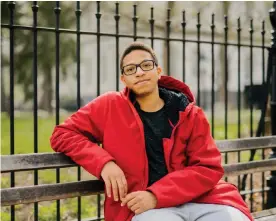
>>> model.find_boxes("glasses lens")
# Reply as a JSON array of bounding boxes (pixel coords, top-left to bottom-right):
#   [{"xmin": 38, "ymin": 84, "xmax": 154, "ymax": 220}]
[
  {"xmin": 141, "ymin": 60, "xmax": 154, "ymax": 71},
  {"xmin": 124, "ymin": 65, "xmax": 136, "ymax": 75}
]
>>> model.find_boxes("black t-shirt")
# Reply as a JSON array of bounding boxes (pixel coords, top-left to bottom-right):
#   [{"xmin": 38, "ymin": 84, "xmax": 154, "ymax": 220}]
[{"xmin": 136, "ymin": 104, "xmax": 172, "ymax": 186}]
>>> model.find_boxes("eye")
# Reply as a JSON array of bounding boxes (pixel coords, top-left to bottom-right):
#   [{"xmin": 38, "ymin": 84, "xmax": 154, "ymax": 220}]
[
  {"xmin": 124, "ymin": 65, "xmax": 136, "ymax": 74},
  {"xmin": 126, "ymin": 67, "xmax": 135, "ymax": 72},
  {"xmin": 141, "ymin": 61, "xmax": 153, "ymax": 68}
]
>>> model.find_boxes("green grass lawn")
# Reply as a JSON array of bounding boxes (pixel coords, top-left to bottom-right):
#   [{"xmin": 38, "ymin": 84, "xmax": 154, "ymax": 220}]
[
  {"xmin": 1, "ymin": 113, "xmax": 68, "ymax": 155},
  {"xmin": 0, "ymin": 110, "xmax": 265, "ymax": 220}
]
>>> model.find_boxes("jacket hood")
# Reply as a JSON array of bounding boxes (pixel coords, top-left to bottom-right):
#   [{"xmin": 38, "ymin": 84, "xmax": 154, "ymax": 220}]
[{"xmin": 158, "ymin": 76, "xmax": 195, "ymax": 103}]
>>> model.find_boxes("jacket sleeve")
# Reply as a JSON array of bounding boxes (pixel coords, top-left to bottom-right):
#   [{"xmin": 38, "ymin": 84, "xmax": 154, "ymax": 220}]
[
  {"xmin": 50, "ymin": 93, "xmax": 115, "ymax": 179},
  {"xmin": 147, "ymin": 107, "xmax": 224, "ymax": 208}
]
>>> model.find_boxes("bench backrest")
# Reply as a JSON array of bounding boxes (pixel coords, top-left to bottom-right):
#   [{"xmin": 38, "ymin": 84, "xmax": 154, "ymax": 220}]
[{"xmin": 1, "ymin": 136, "xmax": 276, "ymax": 206}]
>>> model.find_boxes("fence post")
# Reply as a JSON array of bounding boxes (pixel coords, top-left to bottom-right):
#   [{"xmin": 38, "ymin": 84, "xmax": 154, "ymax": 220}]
[{"xmin": 267, "ymin": 1, "xmax": 276, "ymax": 209}]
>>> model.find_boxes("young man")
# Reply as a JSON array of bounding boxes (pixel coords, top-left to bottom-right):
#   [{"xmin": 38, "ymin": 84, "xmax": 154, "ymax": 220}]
[{"xmin": 50, "ymin": 42, "xmax": 253, "ymax": 221}]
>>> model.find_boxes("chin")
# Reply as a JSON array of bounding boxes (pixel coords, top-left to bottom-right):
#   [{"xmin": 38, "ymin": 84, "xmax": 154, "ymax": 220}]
[
  {"xmin": 131, "ymin": 82, "xmax": 158, "ymax": 97},
  {"xmin": 133, "ymin": 88, "xmax": 153, "ymax": 97}
]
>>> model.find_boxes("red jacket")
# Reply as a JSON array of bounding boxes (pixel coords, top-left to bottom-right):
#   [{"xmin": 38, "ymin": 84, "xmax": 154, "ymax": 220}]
[{"xmin": 50, "ymin": 76, "xmax": 253, "ymax": 221}]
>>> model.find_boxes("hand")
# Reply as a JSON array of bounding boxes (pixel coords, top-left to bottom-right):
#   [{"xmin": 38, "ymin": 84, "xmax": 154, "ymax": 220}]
[
  {"xmin": 100, "ymin": 161, "xmax": 128, "ymax": 202},
  {"xmin": 121, "ymin": 191, "xmax": 157, "ymax": 215}
]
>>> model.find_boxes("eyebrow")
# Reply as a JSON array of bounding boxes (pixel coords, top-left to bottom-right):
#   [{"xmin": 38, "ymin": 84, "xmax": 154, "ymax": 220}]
[{"xmin": 123, "ymin": 59, "xmax": 153, "ymax": 67}]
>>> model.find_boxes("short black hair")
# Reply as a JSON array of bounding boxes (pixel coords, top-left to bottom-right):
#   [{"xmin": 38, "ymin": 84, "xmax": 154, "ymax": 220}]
[{"xmin": 120, "ymin": 42, "xmax": 158, "ymax": 73}]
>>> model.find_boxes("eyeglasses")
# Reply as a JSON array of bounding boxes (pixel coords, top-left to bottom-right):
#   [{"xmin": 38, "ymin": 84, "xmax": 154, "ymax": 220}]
[{"xmin": 122, "ymin": 60, "xmax": 156, "ymax": 76}]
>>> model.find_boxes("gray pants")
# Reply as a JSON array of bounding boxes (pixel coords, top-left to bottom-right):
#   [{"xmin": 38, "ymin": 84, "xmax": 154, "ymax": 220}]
[{"xmin": 131, "ymin": 203, "xmax": 250, "ymax": 221}]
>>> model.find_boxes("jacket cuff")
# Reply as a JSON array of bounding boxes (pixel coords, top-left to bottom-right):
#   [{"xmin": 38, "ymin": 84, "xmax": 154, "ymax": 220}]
[{"xmin": 146, "ymin": 186, "xmax": 163, "ymax": 209}]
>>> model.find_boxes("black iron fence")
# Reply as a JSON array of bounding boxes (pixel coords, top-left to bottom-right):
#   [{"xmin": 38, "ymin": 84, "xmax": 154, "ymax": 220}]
[{"xmin": 1, "ymin": 1, "xmax": 276, "ymax": 221}]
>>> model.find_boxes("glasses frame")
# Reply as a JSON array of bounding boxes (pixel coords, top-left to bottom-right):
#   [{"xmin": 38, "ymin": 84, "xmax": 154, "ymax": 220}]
[{"xmin": 121, "ymin": 59, "xmax": 157, "ymax": 76}]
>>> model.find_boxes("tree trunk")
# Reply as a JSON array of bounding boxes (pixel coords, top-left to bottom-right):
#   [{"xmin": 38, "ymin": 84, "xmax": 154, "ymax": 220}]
[{"xmin": 39, "ymin": 66, "xmax": 53, "ymax": 114}]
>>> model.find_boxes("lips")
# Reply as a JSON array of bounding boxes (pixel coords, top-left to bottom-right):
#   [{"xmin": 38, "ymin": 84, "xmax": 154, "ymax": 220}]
[{"xmin": 135, "ymin": 79, "xmax": 150, "ymax": 85}]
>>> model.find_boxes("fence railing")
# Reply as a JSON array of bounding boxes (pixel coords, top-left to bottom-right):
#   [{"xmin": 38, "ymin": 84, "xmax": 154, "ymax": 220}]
[{"xmin": 1, "ymin": 1, "xmax": 276, "ymax": 221}]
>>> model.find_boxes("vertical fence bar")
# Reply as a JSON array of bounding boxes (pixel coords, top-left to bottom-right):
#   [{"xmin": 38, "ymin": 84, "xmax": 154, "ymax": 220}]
[
  {"xmin": 270, "ymin": 44, "xmax": 276, "ymax": 206},
  {"xmin": 75, "ymin": 2, "xmax": 82, "ymax": 220},
  {"xmin": 54, "ymin": 2, "xmax": 61, "ymax": 220},
  {"xmin": 32, "ymin": 1, "xmax": 39, "ymax": 220},
  {"xmin": 149, "ymin": 7, "xmax": 154, "ymax": 49},
  {"xmin": 95, "ymin": 1, "xmax": 102, "ymax": 218},
  {"xmin": 197, "ymin": 12, "xmax": 201, "ymax": 106},
  {"xmin": 8, "ymin": 2, "xmax": 15, "ymax": 220},
  {"xmin": 96, "ymin": 1, "xmax": 101, "ymax": 98},
  {"xmin": 250, "ymin": 19, "xmax": 254, "ymax": 138},
  {"xmin": 224, "ymin": 15, "xmax": 228, "ymax": 182},
  {"xmin": 249, "ymin": 19, "xmax": 254, "ymax": 211},
  {"xmin": 133, "ymin": 4, "xmax": 138, "ymax": 41},
  {"xmin": 237, "ymin": 17, "xmax": 242, "ymax": 190},
  {"xmin": 261, "ymin": 19, "xmax": 266, "ymax": 210},
  {"xmin": 211, "ymin": 13, "xmax": 215, "ymax": 137},
  {"xmin": 262, "ymin": 21, "xmax": 266, "ymax": 85},
  {"xmin": 224, "ymin": 15, "xmax": 228, "ymax": 140},
  {"xmin": 76, "ymin": 2, "xmax": 81, "ymax": 109},
  {"xmin": 182, "ymin": 11, "xmax": 186, "ymax": 82},
  {"xmin": 114, "ymin": 2, "xmax": 120, "ymax": 91},
  {"xmin": 267, "ymin": 1, "xmax": 276, "ymax": 209},
  {"xmin": 166, "ymin": 8, "xmax": 171, "ymax": 76}
]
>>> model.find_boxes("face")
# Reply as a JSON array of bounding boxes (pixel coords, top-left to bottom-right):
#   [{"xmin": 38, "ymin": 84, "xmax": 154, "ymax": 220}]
[{"xmin": 120, "ymin": 50, "xmax": 162, "ymax": 97}]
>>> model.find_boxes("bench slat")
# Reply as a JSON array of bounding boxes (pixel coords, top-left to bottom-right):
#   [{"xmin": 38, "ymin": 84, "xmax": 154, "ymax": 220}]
[
  {"xmin": 252, "ymin": 208, "xmax": 276, "ymax": 221},
  {"xmin": 240, "ymin": 187, "xmax": 271, "ymax": 196},
  {"xmin": 1, "ymin": 136, "xmax": 276, "ymax": 173},
  {"xmin": 254, "ymin": 217, "xmax": 276, "ymax": 221},
  {"xmin": 1, "ymin": 153, "xmax": 75, "ymax": 173},
  {"xmin": 217, "ymin": 136, "xmax": 276, "ymax": 153},
  {"xmin": 1, "ymin": 180, "xmax": 104, "ymax": 207},
  {"xmin": 2, "ymin": 156, "xmax": 276, "ymax": 176},
  {"xmin": 223, "ymin": 158, "xmax": 276, "ymax": 176},
  {"xmin": 1, "ymin": 155, "xmax": 276, "ymax": 177}
]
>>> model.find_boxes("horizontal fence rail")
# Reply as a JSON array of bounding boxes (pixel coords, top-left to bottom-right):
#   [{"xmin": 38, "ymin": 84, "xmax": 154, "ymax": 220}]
[{"xmin": 0, "ymin": 24, "xmax": 271, "ymax": 48}]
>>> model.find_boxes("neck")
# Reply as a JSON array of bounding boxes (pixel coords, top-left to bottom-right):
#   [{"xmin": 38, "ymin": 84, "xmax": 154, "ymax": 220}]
[{"xmin": 135, "ymin": 87, "xmax": 164, "ymax": 112}]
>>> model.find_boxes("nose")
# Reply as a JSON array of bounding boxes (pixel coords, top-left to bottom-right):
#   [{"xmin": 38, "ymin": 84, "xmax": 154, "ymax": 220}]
[{"xmin": 136, "ymin": 66, "xmax": 145, "ymax": 76}]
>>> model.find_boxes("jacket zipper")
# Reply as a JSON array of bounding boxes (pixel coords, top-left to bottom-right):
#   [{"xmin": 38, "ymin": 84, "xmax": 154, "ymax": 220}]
[
  {"xmin": 166, "ymin": 118, "xmax": 181, "ymax": 170},
  {"xmin": 166, "ymin": 103, "xmax": 194, "ymax": 168}
]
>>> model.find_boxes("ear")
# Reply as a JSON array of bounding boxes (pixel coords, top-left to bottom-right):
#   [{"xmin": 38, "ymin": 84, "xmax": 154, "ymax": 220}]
[
  {"xmin": 120, "ymin": 74, "xmax": 127, "ymax": 86},
  {"xmin": 157, "ymin": 66, "xmax": 162, "ymax": 79}
]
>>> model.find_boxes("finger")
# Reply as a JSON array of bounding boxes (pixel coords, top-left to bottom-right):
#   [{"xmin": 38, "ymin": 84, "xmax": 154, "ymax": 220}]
[
  {"xmin": 121, "ymin": 192, "xmax": 137, "ymax": 206},
  {"xmin": 134, "ymin": 208, "xmax": 143, "ymax": 215},
  {"xmin": 121, "ymin": 176, "xmax": 128, "ymax": 197},
  {"xmin": 111, "ymin": 178, "xmax": 119, "ymax": 201},
  {"xmin": 105, "ymin": 179, "xmax": 112, "ymax": 198},
  {"xmin": 116, "ymin": 177, "xmax": 125, "ymax": 201},
  {"xmin": 127, "ymin": 197, "xmax": 139, "ymax": 209},
  {"xmin": 130, "ymin": 201, "xmax": 140, "ymax": 212}
]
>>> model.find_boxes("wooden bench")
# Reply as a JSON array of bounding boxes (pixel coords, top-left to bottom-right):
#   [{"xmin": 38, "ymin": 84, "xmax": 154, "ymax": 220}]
[{"xmin": 1, "ymin": 136, "xmax": 276, "ymax": 221}]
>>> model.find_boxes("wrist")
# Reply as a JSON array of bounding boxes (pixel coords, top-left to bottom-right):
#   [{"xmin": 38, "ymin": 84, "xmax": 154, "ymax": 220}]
[
  {"xmin": 100, "ymin": 160, "xmax": 114, "ymax": 178},
  {"xmin": 146, "ymin": 190, "xmax": 157, "ymax": 207}
]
